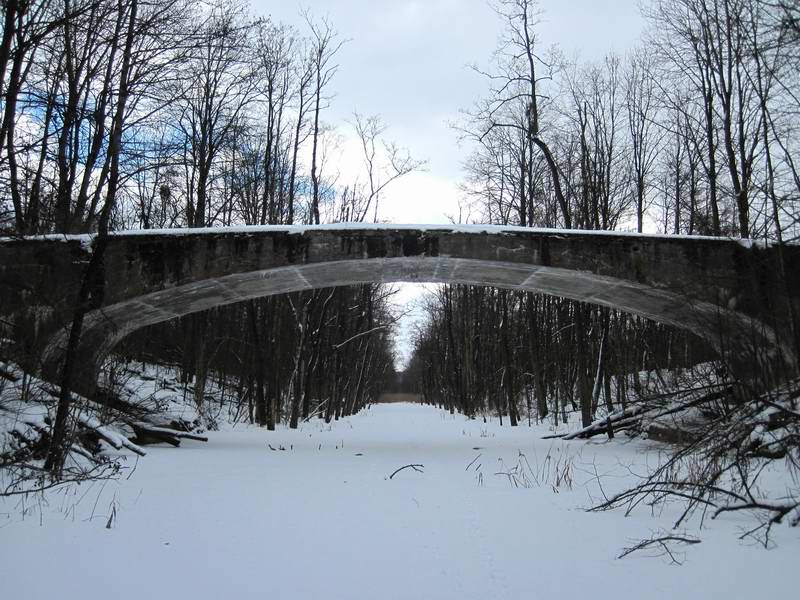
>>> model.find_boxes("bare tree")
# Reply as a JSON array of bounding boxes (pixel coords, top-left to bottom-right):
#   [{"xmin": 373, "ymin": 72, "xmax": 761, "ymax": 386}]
[
  {"xmin": 304, "ymin": 12, "xmax": 344, "ymax": 225},
  {"xmin": 349, "ymin": 112, "xmax": 426, "ymax": 223},
  {"xmin": 46, "ymin": 0, "xmax": 141, "ymax": 473},
  {"xmin": 625, "ymin": 48, "xmax": 661, "ymax": 232},
  {"xmin": 170, "ymin": 1, "xmax": 257, "ymax": 228}
]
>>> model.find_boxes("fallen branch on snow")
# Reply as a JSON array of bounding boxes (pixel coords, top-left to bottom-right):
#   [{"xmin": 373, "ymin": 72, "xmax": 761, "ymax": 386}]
[
  {"xmin": 389, "ymin": 464, "xmax": 424, "ymax": 479},
  {"xmin": 618, "ymin": 534, "xmax": 701, "ymax": 565}
]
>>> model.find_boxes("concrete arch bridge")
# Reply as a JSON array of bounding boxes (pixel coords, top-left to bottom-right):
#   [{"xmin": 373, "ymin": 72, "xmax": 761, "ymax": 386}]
[{"xmin": 0, "ymin": 224, "xmax": 797, "ymax": 397}]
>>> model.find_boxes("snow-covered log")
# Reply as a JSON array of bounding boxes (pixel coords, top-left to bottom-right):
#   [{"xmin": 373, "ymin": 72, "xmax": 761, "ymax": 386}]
[
  {"xmin": 77, "ymin": 415, "xmax": 146, "ymax": 457},
  {"xmin": 562, "ymin": 405, "xmax": 644, "ymax": 440},
  {"xmin": 553, "ymin": 385, "xmax": 733, "ymax": 442},
  {"xmin": 129, "ymin": 421, "xmax": 208, "ymax": 447}
]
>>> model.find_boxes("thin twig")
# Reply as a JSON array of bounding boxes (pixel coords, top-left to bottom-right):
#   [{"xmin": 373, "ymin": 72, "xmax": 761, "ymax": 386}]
[{"xmin": 388, "ymin": 464, "xmax": 424, "ymax": 479}]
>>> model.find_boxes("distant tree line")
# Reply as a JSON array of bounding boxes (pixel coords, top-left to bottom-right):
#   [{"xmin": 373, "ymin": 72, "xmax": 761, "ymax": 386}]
[
  {"xmin": 407, "ymin": 0, "xmax": 800, "ymax": 426},
  {"xmin": 406, "ymin": 287, "xmax": 716, "ymax": 426},
  {"xmin": 119, "ymin": 286, "xmax": 397, "ymax": 429}
]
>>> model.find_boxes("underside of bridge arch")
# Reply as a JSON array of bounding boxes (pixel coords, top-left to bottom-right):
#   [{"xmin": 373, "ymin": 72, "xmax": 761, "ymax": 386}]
[{"xmin": 41, "ymin": 256, "xmax": 788, "ymax": 397}]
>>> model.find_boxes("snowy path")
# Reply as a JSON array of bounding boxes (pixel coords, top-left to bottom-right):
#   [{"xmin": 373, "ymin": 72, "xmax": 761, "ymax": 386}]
[{"xmin": 1, "ymin": 403, "xmax": 796, "ymax": 599}]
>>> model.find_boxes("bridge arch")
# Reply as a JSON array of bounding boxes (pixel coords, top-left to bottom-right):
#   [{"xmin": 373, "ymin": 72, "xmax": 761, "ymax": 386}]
[{"xmin": 1, "ymin": 225, "xmax": 797, "ymax": 396}]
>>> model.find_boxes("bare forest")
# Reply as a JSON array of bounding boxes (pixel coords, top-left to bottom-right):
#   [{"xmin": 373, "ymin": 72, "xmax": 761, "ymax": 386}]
[{"xmin": 1, "ymin": 0, "xmax": 799, "ymax": 564}]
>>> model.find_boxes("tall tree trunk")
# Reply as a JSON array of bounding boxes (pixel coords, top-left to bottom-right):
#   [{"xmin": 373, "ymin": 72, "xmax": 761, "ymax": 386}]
[{"xmin": 45, "ymin": 0, "xmax": 139, "ymax": 474}]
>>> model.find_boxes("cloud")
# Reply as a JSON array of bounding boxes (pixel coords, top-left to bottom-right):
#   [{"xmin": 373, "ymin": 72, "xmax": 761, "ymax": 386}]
[{"xmin": 379, "ymin": 171, "xmax": 463, "ymax": 224}]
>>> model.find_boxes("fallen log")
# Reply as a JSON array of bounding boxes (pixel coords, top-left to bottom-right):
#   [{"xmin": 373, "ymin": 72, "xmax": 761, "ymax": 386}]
[
  {"xmin": 132, "ymin": 421, "xmax": 208, "ymax": 442},
  {"xmin": 129, "ymin": 421, "xmax": 208, "ymax": 447},
  {"xmin": 77, "ymin": 415, "xmax": 146, "ymax": 457},
  {"xmin": 563, "ymin": 406, "xmax": 644, "ymax": 440},
  {"xmin": 558, "ymin": 386, "xmax": 733, "ymax": 441},
  {"xmin": 130, "ymin": 423, "xmax": 180, "ymax": 447}
]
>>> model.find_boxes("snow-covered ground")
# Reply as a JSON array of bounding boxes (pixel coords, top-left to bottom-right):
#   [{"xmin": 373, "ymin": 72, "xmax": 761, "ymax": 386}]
[{"xmin": 1, "ymin": 402, "xmax": 796, "ymax": 600}]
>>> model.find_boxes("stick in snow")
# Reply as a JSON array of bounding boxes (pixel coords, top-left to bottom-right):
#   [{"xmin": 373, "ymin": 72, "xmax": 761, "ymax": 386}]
[
  {"xmin": 465, "ymin": 453, "xmax": 482, "ymax": 471},
  {"xmin": 389, "ymin": 464, "xmax": 424, "ymax": 479},
  {"xmin": 617, "ymin": 535, "xmax": 701, "ymax": 565}
]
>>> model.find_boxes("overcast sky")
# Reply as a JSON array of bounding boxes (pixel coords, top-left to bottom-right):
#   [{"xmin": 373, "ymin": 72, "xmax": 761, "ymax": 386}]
[
  {"xmin": 253, "ymin": 0, "xmax": 646, "ymax": 368},
  {"xmin": 257, "ymin": 0, "xmax": 645, "ymax": 224}
]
